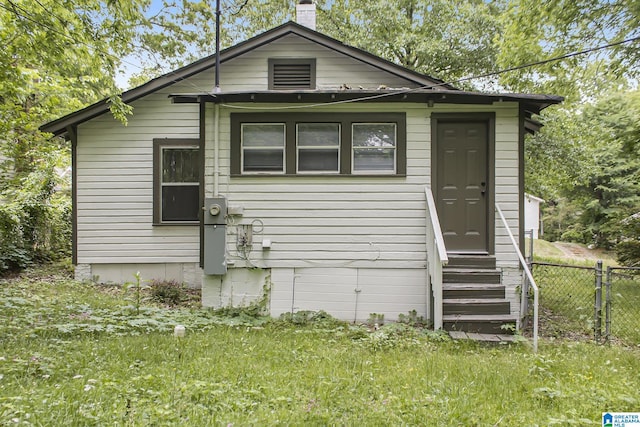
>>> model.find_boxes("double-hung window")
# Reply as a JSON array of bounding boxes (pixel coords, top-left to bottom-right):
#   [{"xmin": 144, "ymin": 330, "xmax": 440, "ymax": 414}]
[
  {"xmin": 296, "ymin": 123, "xmax": 340, "ymax": 173},
  {"xmin": 153, "ymin": 139, "xmax": 200, "ymax": 224},
  {"xmin": 241, "ymin": 123, "xmax": 285, "ymax": 174},
  {"xmin": 231, "ymin": 113, "xmax": 405, "ymax": 176}
]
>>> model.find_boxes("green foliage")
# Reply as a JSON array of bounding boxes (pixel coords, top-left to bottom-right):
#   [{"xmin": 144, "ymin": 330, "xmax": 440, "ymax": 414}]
[
  {"xmin": 0, "ymin": 154, "xmax": 71, "ymax": 275},
  {"xmin": 397, "ymin": 309, "xmax": 429, "ymax": 327},
  {"xmin": 2, "ymin": 267, "xmax": 640, "ymax": 425},
  {"xmin": 531, "ymin": 90, "xmax": 640, "ymax": 253},
  {"xmin": 150, "ymin": 279, "xmax": 188, "ymax": 306},
  {"xmin": 280, "ymin": 310, "xmax": 333, "ymax": 324},
  {"xmin": 496, "ymin": 0, "xmax": 639, "ymax": 102},
  {"xmin": 616, "ymin": 241, "xmax": 640, "ymax": 267},
  {"xmin": 367, "ymin": 312, "xmax": 385, "ymax": 327},
  {"xmin": 224, "ymin": 0, "xmax": 502, "ymax": 89},
  {"xmin": 123, "ymin": 272, "xmax": 148, "ymax": 315}
]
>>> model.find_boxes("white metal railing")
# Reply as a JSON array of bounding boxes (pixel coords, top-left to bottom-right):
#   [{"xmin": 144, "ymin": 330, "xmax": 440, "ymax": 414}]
[
  {"xmin": 425, "ymin": 187, "xmax": 448, "ymax": 329},
  {"xmin": 495, "ymin": 203, "xmax": 539, "ymax": 353}
]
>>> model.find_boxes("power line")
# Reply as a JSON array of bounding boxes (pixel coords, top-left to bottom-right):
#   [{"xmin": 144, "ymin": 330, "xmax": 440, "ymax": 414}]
[
  {"xmin": 2, "ymin": 0, "xmax": 639, "ymax": 112},
  {"xmin": 222, "ymin": 35, "xmax": 640, "ymax": 111},
  {"xmin": 448, "ymin": 35, "xmax": 640, "ymax": 88}
]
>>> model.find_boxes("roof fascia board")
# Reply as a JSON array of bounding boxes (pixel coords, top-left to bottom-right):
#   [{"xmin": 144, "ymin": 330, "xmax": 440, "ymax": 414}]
[
  {"xmin": 169, "ymin": 90, "xmax": 562, "ymax": 109},
  {"xmin": 41, "ymin": 22, "xmax": 452, "ymax": 135},
  {"xmin": 41, "ymin": 24, "xmax": 298, "ymax": 135}
]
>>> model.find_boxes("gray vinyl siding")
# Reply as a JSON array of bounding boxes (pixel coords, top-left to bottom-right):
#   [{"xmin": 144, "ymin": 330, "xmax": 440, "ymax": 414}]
[
  {"xmin": 206, "ymin": 102, "xmax": 521, "ymax": 270},
  {"xmin": 218, "ymin": 34, "xmax": 422, "ymax": 90},
  {"xmin": 75, "ymin": 79, "xmax": 203, "ymax": 264},
  {"xmin": 75, "ymin": 37, "xmax": 427, "ymax": 266}
]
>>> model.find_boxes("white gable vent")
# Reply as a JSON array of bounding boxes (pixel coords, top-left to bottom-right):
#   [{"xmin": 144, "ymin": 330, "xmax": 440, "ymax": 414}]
[{"xmin": 269, "ymin": 58, "xmax": 316, "ymax": 90}]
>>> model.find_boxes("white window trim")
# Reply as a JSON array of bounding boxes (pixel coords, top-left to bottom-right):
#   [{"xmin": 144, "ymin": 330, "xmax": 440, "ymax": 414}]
[
  {"xmin": 240, "ymin": 123, "xmax": 286, "ymax": 175},
  {"xmin": 295, "ymin": 123, "xmax": 341, "ymax": 174},
  {"xmin": 351, "ymin": 123, "xmax": 397, "ymax": 175}
]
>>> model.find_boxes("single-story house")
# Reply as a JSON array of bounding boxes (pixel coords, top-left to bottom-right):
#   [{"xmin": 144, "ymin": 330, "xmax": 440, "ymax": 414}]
[
  {"xmin": 41, "ymin": 2, "xmax": 562, "ymax": 332},
  {"xmin": 524, "ymin": 193, "xmax": 545, "ymax": 239}
]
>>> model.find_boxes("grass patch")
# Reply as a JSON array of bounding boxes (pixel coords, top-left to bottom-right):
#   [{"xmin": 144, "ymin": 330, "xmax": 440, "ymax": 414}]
[
  {"xmin": 528, "ymin": 238, "xmax": 565, "ymax": 260},
  {"xmin": 528, "ymin": 244, "xmax": 640, "ymax": 345},
  {"xmin": 608, "ymin": 273, "xmax": 640, "ymax": 344},
  {"xmin": 532, "ymin": 263, "xmax": 597, "ymax": 339},
  {"xmin": 2, "ymin": 265, "xmax": 640, "ymax": 425},
  {"xmin": 529, "ymin": 239, "xmax": 618, "ymax": 267}
]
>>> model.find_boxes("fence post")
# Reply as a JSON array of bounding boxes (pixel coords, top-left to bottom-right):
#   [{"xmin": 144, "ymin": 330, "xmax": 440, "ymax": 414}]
[
  {"xmin": 605, "ymin": 266, "xmax": 612, "ymax": 342},
  {"xmin": 594, "ymin": 260, "xmax": 603, "ymax": 342},
  {"xmin": 520, "ymin": 230, "xmax": 534, "ymax": 326}
]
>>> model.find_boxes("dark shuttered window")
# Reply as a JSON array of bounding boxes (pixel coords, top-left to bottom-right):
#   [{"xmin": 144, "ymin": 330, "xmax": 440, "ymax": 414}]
[{"xmin": 153, "ymin": 139, "xmax": 201, "ymax": 224}]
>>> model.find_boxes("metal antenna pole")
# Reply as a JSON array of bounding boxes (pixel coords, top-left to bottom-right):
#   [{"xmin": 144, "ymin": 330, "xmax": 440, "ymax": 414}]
[{"xmin": 214, "ymin": 0, "xmax": 221, "ymax": 92}]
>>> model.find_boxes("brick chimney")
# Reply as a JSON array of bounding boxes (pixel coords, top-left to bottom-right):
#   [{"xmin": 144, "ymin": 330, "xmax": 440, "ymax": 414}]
[{"xmin": 296, "ymin": 0, "xmax": 316, "ymax": 30}]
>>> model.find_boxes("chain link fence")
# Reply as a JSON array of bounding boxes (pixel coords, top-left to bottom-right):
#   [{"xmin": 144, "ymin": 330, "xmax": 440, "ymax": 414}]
[
  {"xmin": 605, "ymin": 267, "xmax": 640, "ymax": 344},
  {"xmin": 527, "ymin": 261, "xmax": 640, "ymax": 344},
  {"xmin": 530, "ymin": 262, "xmax": 600, "ymax": 340}
]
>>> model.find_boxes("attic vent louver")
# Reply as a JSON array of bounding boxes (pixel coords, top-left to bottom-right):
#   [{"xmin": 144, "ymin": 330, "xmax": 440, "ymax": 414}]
[{"xmin": 269, "ymin": 58, "xmax": 316, "ymax": 90}]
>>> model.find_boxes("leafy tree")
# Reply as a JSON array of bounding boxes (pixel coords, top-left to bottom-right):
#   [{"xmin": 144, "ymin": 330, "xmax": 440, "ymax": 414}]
[
  {"xmin": 0, "ymin": 0, "xmax": 219, "ymax": 273},
  {"xmin": 322, "ymin": 0, "xmax": 504, "ymax": 88},
  {"xmin": 223, "ymin": 0, "xmax": 503, "ymax": 89},
  {"xmin": 534, "ymin": 90, "xmax": 640, "ymax": 258},
  {"xmin": 496, "ymin": 0, "xmax": 640, "ymax": 102}
]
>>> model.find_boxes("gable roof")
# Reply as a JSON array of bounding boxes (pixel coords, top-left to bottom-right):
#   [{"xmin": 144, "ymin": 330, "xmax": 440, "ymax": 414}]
[{"xmin": 41, "ymin": 21, "xmax": 452, "ymax": 136}]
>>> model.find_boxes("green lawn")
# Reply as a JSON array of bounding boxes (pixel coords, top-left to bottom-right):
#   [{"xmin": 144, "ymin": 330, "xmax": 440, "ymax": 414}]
[
  {"xmin": 2, "ymin": 266, "xmax": 640, "ymax": 425},
  {"xmin": 532, "ymin": 262, "xmax": 597, "ymax": 338},
  {"xmin": 607, "ymin": 273, "xmax": 640, "ymax": 344},
  {"xmin": 527, "ymin": 240, "xmax": 640, "ymax": 345}
]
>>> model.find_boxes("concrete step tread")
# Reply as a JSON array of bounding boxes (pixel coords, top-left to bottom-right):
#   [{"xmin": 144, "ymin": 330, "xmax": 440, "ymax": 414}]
[
  {"xmin": 443, "ymin": 268, "xmax": 501, "ymax": 273},
  {"xmin": 443, "ymin": 283, "xmax": 505, "ymax": 289},
  {"xmin": 448, "ymin": 254, "xmax": 496, "ymax": 259},
  {"xmin": 448, "ymin": 331, "xmax": 518, "ymax": 342},
  {"xmin": 443, "ymin": 314, "xmax": 517, "ymax": 321},
  {"xmin": 443, "ymin": 298, "xmax": 510, "ymax": 304}
]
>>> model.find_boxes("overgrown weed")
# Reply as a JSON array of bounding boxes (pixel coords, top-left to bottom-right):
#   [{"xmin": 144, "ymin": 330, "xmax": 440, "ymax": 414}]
[{"xmin": 2, "ymin": 266, "xmax": 640, "ymax": 425}]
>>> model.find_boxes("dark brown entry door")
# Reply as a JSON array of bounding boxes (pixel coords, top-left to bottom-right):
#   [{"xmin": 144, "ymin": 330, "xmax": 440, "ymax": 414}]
[{"xmin": 436, "ymin": 121, "xmax": 488, "ymax": 253}]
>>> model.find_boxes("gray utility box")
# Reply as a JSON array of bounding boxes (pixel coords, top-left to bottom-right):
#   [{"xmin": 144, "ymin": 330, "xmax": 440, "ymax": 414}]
[{"xmin": 204, "ymin": 197, "xmax": 227, "ymax": 275}]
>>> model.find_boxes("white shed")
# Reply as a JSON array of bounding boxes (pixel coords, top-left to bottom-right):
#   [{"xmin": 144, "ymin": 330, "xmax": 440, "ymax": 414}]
[{"xmin": 524, "ymin": 193, "xmax": 544, "ymax": 239}]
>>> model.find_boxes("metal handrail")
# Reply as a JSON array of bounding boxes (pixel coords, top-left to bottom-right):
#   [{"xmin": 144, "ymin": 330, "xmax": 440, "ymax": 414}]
[
  {"xmin": 495, "ymin": 203, "xmax": 539, "ymax": 353},
  {"xmin": 425, "ymin": 187, "xmax": 448, "ymax": 329}
]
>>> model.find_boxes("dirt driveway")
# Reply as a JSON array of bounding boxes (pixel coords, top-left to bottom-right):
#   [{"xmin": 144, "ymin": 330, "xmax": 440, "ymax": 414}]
[{"xmin": 553, "ymin": 242, "xmax": 599, "ymax": 260}]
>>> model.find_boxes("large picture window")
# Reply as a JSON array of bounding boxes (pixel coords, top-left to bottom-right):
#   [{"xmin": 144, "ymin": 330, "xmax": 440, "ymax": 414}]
[
  {"xmin": 153, "ymin": 139, "xmax": 200, "ymax": 224},
  {"xmin": 231, "ymin": 113, "xmax": 405, "ymax": 176}
]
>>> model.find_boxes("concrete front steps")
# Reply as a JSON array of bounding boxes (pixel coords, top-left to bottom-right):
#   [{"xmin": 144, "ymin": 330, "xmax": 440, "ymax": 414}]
[{"xmin": 442, "ymin": 255, "xmax": 517, "ymax": 334}]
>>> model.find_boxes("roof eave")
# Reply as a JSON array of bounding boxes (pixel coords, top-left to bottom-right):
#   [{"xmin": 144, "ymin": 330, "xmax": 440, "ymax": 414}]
[
  {"xmin": 40, "ymin": 21, "xmax": 451, "ymax": 136},
  {"xmin": 169, "ymin": 89, "xmax": 563, "ymax": 110}
]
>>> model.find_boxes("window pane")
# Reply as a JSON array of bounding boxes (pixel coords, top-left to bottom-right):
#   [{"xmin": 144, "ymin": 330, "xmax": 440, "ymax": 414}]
[
  {"xmin": 162, "ymin": 185, "xmax": 199, "ymax": 221},
  {"xmin": 243, "ymin": 149, "xmax": 284, "ymax": 172},
  {"xmin": 162, "ymin": 148, "xmax": 199, "ymax": 182},
  {"xmin": 298, "ymin": 149, "xmax": 339, "ymax": 172},
  {"xmin": 353, "ymin": 148, "xmax": 395, "ymax": 171},
  {"xmin": 242, "ymin": 124, "xmax": 285, "ymax": 147},
  {"xmin": 297, "ymin": 123, "xmax": 340, "ymax": 146},
  {"xmin": 352, "ymin": 123, "xmax": 396, "ymax": 147}
]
